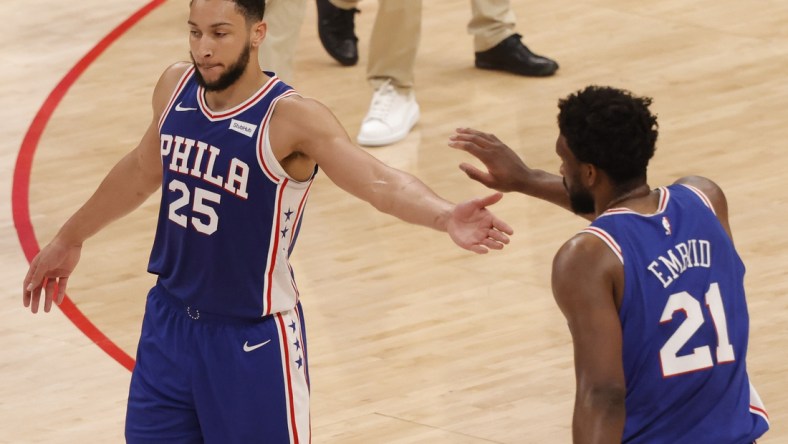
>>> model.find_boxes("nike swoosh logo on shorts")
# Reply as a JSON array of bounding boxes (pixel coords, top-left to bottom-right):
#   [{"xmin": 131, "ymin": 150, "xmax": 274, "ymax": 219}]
[
  {"xmin": 243, "ymin": 339, "xmax": 271, "ymax": 352},
  {"xmin": 175, "ymin": 102, "xmax": 197, "ymax": 111}
]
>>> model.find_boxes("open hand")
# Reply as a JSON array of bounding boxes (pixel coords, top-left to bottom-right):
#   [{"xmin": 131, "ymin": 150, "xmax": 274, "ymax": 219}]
[
  {"xmin": 449, "ymin": 128, "xmax": 531, "ymax": 193},
  {"xmin": 23, "ymin": 240, "xmax": 82, "ymax": 313},
  {"xmin": 448, "ymin": 192, "xmax": 514, "ymax": 254}
]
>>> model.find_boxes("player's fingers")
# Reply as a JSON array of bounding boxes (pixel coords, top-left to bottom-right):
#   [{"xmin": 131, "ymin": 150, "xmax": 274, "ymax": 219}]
[
  {"xmin": 480, "ymin": 238, "xmax": 505, "ymax": 250},
  {"xmin": 29, "ymin": 279, "xmax": 44, "ymax": 314},
  {"xmin": 455, "ymin": 127, "xmax": 492, "ymax": 141},
  {"xmin": 458, "ymin": 164, "xmax": 494, "ymax": 187},
  {"xmin": 25, "ymin": 259, "xmax": 46, "ymax": 295},
  {"xmin": 476, "ymin": 192, "xmax": 504, "ymax": 207},
  {"xmin": 448, "ymin": 138, "xmax": 486, "ymax": 156},
  {"xmin": 55, "ymin": 277, "xmax": 68, "ymax": 305},
  {"xmin": 492, "ymin": 217, "xmax": 514, "ymax": 235},
  {"xmin": 43, "ymin": 279, "xmax": 56, "ymax": 313},
  {"xmin": 488, "ymin": 228, "xmax": 511, "ymax": 244},
  {"xmin": 467, "ymin": 244, "xmax": 489, "ymax": 255}
]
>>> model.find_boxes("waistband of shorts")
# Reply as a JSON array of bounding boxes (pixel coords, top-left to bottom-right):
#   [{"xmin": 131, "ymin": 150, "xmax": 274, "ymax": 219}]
[{"xmin": 152, "ymin": 281, "xmax": 275, "ymax": 325}]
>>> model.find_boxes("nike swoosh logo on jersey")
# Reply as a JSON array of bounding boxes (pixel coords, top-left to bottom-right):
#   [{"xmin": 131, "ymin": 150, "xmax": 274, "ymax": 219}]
[
  {"xmin": 243, "ymin": 339, "xmax": 271, "ymax": 352},
  {"xmin": 175, "ymin": 102, "xmax": 197, "ymax": 111}
]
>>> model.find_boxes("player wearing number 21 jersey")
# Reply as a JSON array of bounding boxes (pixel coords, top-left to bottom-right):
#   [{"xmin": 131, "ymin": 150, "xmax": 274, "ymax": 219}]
[
  {"xmin": 449, "ymin": 85, "xmax": 769, "ymax": 443},
  {"xmin": 586, "ymin": 183, "xmax": 769, "ymax": 442}
]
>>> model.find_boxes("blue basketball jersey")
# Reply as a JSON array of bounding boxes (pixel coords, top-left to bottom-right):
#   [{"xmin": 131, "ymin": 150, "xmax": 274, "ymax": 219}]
[
  {"xmin": 583, "ymin": 184, "xmax": 769, "ymax": 443},
  {"xmin": 148, "ymin": 66, "xmax": 315, "ymax": 320}
]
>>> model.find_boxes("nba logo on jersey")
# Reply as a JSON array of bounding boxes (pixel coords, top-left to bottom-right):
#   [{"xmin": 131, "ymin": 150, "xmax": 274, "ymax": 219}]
[{"xmin": 662, "ymin": 216, "xmax": 672, "ymax": 235}]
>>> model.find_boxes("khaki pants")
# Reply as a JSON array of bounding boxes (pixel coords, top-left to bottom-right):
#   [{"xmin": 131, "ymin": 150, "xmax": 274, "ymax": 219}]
[{"xmin": 259, "ymin": 0, "xmax": 517, "ymax": 88}]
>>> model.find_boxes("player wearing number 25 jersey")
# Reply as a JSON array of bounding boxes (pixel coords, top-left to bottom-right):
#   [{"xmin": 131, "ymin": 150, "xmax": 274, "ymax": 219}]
[
  {"xmin": 149, "ymin": 65, "xmax": 308, "ymax": 319},
  {"xmin": 585, "ymin": 184, "xmax": 769, "ymax": 443}
]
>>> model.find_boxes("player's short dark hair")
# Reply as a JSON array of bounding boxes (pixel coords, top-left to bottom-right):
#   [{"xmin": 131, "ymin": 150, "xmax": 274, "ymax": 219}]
[
  {"xmin": 557, "ymin": 85, "xmax": 658, "ymax": 184},
  {"xmin": 189, "ymin": 0, "xmax": 265, "ymax": 22},
  {"xmin": 231, "ymin": 0, "xmax": 265, "ymax": 22}
]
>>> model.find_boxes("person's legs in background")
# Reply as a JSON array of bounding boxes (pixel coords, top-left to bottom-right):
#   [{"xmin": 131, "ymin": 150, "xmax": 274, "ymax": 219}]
[
  {"xmin": 358, "ymin": 0, "xmax": 421, "ymax": 146},
  {"xmin": 258, "ymin": 0, "xmax": 307, "ymax": 85},
  {"xmin": 469, "ymin": 0, "xmax": 558, "ymax": 77},
  {"xmin": 317, "ymin": 0, "xmax": 361, "ymax": 66}
]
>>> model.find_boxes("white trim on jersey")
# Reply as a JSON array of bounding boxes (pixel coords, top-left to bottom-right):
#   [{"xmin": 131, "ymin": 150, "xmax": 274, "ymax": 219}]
[
  {"xmin": 581, "ymin": 226, "xmax": 624, "ymax": 264},
  {"xmin": 680, "ymin": 184, "xmax": 717, "ymax": 215},
  {"xmin": 196, "ymin": 75, "xmax": 281, "ymax": 121},
  {"xmin": 256, "ymin": 90, "xmax": 302, "ymax": 184},
  {"xmin": 749, "ymin": 381, "xmax": 770, "ymax": 424},
  {"xmin": 261, "ymin": 177, "xmax": 313, "ymax": 316},
  {"xmin": 598, "ymin": 187, "xmax": 670, "ymax": 218},
  {"xmin": 157, "ymin": 65, "xmax": 195, "ymax": 132},
  {"xmin": 275, "ymin": 312, "xmax": 310, "ymax": 444}
]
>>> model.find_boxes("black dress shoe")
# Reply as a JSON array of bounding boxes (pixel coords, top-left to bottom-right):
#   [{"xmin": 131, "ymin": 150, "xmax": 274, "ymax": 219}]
[
  {"xmin": 474, "ymin": 34, "xmax": 559, "ymax": 77},
  {"xmin": 316, "ymin": 0, "xmax": 359, "ymax": 66}
]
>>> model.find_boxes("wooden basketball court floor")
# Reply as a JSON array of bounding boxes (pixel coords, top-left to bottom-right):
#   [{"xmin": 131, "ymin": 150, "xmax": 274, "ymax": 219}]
[{"xmin": 2, "ymin": 0, "xmax": 787, "ymax": 442}]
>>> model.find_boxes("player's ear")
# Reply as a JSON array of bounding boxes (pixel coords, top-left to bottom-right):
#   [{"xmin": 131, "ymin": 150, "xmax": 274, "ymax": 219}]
[
  {"xmin": 581, "ymin": 162, "xmax": 598, "ymax": 187},
  {"xmin": 251, "ymin": 20, "xmax": 267, "ymax": 48}
]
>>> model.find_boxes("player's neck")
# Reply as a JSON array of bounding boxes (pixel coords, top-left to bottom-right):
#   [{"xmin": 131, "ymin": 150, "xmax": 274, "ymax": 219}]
[
  {"xmin": 203, "ymin": 66, "xmax": 270, "ymax": 112},
  {"xmin": 600, "ymin": 183, "xmax": 652, "ymax": 213}
]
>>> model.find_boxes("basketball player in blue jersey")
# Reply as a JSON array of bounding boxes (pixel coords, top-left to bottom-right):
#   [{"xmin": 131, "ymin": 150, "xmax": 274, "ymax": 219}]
[
  {"xmin": 449, "ymin": 86, "xmax": 769, "ymax": 443},
  {"xmin": 21, "ymin": 0, "xmax": 514, "ymax": 442}
]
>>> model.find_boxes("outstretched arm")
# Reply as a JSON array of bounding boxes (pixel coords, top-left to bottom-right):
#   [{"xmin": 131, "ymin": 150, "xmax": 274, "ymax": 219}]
[
  {"xmin": 449, "ymin": 128, "xmax": 594, "ymax": 220},
  {"xmin": 268, "ymin": 98, "xmax": 513, "ymax": 254},
  {"xmin": 22, "ymin": 63, "xmax": 189, "ymax": 313}
]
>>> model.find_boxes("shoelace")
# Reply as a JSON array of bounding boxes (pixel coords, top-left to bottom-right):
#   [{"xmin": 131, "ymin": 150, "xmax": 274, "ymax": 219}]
[{"xmin": 365, "ymin": 80, "xmax": 397, "ymax": 121}]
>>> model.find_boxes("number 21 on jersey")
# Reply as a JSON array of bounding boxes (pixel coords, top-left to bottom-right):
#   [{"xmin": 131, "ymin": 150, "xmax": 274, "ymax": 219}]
[{"xmin": 659, "ymin": 282, "xmax": 736, "ymax": 377}]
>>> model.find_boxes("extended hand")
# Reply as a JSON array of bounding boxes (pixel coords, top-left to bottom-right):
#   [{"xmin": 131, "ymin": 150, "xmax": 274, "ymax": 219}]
[
  {"xmin": 23, "ymin": 240, "xmax": 82, "ymax": 313},
  {"xmin": 448, "ymin": 193, "xmax": 514, "ymax": 254},
  {"xmin": 449, "ymin": 128, "xmax": 531, "ymax": 192}
]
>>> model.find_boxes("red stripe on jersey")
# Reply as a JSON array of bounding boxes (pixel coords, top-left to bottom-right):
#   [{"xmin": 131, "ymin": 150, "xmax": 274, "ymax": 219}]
[
  {"xmin": 657, "ymin": 187, "xmax": 670, "ymax": 212},
  {"xmin": 583, "ymin": 226, "xmax": 624, "ymax": 264},
  {"xmin": 197, "ymin": 76, "xmax": 279, "ymax": 120},
  {"xmin": 264, "ymin": 178, "xmax": 289, "ymax": 315},
  {"xmin": 681, "ymin": 184, "xmax": 716, "ymax": 214},
  {"xmin": 750, "ymin": 404, "xmax": 769, "ymax": 419},
  {"xmin": 157, "ymin": 66, "xmax": 195, "ymax": 130},
  {"xmin": 276, "ymin": 314, "xmax": 300, "ymax": 444}
]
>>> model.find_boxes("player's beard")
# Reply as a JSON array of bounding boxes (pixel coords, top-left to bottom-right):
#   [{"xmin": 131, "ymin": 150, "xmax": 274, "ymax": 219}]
[
  {"xmin": 191, "ymin": 43, "xmax": 251, "ymax": 92},
  {"xmin": 564, "ymin": 177, "xmax": 596, "ymax": 215}
]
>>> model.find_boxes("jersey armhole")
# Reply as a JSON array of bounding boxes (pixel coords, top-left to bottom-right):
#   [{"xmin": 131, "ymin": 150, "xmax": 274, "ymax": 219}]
[
  {"xmin": 579, "ymin": 227, "xmax": 624, "ymax": 265},
  {"xmin": 679, "ymin": 184, "xmax": 717, "ymax": 215},
  {"xmin": 255, "ymin": 91, "xmax": 313, "ymax": 184}
]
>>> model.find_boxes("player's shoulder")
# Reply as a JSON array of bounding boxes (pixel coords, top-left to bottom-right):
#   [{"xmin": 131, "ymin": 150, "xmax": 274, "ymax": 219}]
[
  {"xmin": 273, "ymin": 94, "xmax": 329, "ymax": 117},
  {"xmin": 554, "ymin": 231, "xmax": 616, "ymax": 271},
  {"xmin": 271, "ymin": 94, "xmax": 340, "ymax": 135},
  {"xmin": 155, "ymin": 62, "xmax": 193, "ymax": 94},
  {"xmin": 149, "ymin": 62, "xmax": 193, "ymax": 110},
  {"xmin": 673, "ymin": 176, "xmax": 726, "ymax": 207}
]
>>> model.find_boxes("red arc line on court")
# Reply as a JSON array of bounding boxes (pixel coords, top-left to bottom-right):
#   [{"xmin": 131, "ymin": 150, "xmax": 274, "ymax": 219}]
[{"xmin": 12, "ymin": 0, "xmax": 167, "ymax": 372}]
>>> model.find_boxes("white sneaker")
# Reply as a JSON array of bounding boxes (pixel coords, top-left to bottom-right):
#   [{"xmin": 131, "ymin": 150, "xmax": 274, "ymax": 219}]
[{"xmin": 357, "ymin": 80, "xmax": 420, "ymax": 147}]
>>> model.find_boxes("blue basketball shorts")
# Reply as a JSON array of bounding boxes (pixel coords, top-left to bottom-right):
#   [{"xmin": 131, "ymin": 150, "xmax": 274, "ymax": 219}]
[{"xmin": 125, "ymin": 284, "xmax": 310, "ymax": 443}]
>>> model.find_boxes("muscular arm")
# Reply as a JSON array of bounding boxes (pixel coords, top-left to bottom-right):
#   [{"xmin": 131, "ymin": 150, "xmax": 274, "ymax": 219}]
[
  {"xmin": 449, "ymin": 128, "xmax": 595, "ymax": 221},
  {"xmin": 23, "ymin": 62, "xmax": 189, "ymax": 312},
  {"xmin": 552, "ymin": 234, "xmax": 627, "ymax": 443},
  {"xmin": 268, "ymin": 97, "xmax": 512, "ymax": 252}
]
